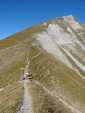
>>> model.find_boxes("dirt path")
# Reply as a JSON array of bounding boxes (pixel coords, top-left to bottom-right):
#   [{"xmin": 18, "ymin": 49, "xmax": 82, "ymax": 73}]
[{"xmin": 17, "ymin": 79, "xmax": 32, "ymax": 113}]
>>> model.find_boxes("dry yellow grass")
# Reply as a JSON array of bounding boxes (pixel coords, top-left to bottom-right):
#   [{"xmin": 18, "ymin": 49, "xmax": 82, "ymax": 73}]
[
  {"xmin": 27, "ymin": 80, "xmax": 72, "ymax": 113},
  {"xmin": 0, "ymin": 82, "xmax": 23, "ymax": 113},
  {"xmin": 30, "ymin": 45, "xmax": 85, "ymax": 112}
]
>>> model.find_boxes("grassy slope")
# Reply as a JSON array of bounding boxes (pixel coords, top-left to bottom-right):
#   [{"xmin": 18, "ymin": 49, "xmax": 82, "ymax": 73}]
[
  {"xmin": 28, "ymin": 81, "xmax": 72, "ymax": 113},
  {"xmin": 0, "ymin": 24, "xmax": 47, "ymax": 87},
  {"xmin": 30, "ymin": 45, "xmax": 85, "ymax": 112},
  {"xmin": 0, "ymin": 24, "xmax": 47, "ymax": 112},
  {"xmin": 0, "ymin": 24, "xmax": 47, "ymax": 49},
  {"xmin": 0, "ymin": 20, "xmax": 85, "ymax": 112},
  {"xmin": 0, "ymin": 82, "xmax": 23, "ymax": 113}
]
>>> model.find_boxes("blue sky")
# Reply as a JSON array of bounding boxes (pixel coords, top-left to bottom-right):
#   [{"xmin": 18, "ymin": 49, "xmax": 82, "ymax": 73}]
[{"xmin": 0, "ymin": 0, "xmax": 85, "ymax": 39}]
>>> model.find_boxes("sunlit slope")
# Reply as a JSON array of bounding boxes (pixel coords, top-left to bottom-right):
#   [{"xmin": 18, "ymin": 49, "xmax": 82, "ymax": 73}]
[
  {"xmin": 0, "ymin": 15, "xmax": 85, "ymax": 113},
  {"xmin": 0, "ymin": 43, "xmax": 27, "ymax": 87},
  {"xmin": 0, "ymin": 82, "xmax": 23, "ymax": 113},
  {"xmin": 27, "ymin": 80, "xmax": 73, "ymax": 113},
  {"xmin": 0, "ymin": 24, "xmax": 47, "ymax": 49},
  {"xmin": 0, "ymin": 22, "xmax": 47, "ymax": 113},
  {"xmin": 0, "ymin": 24, "xmax": 47, "ymax": 87},
  {"xmin": 36, "ymin": 17, "xmax": 85, "ymax": 76},
  {"xmin": 30, "ymin": 44, "xmax": 85, "ymax": 113},
  {"xmin": 30, "ymin": 15, "xmax": 85, "ymax": 113}
]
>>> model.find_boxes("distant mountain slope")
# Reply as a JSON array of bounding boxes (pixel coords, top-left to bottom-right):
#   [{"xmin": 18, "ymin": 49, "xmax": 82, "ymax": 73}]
[{"xmin": 0, "ymin": 15, "xmax": 85, "ymax": 113}]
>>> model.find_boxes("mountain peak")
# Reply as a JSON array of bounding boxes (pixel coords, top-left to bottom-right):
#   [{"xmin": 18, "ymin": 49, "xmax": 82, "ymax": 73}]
[
  {"xmin": 62, "ymin": 15, "xmax": 82, "ymax": 30},
  {"xmin": 63, "ymin": 14, "xmax": 74, "ymax": 19}
]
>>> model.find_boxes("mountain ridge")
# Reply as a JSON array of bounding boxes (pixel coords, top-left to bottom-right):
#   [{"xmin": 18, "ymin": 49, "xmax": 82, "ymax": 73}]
[{"xmin": 0, "ymin": 15, "xmax": 85, "ymax": 113}]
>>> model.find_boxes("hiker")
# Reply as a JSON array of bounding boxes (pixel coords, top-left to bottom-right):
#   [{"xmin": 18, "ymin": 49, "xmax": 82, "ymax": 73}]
[
  {"xmin": 27, "ymin": 73, "xmax": 32, "ymax": 80},
  {"xmin": 24, "ymin": 72, "xmax": 32, "ymax": 80}
]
